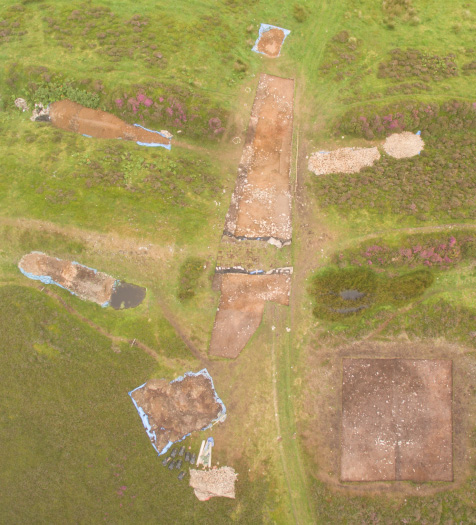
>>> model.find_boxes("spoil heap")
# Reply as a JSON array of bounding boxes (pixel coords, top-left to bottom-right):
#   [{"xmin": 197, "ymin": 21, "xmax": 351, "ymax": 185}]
[
  {"xmin": 308, "ymin": 147, "xmax": 380, "ymax": 175},
  {"xmin": 130, "ymin": 371, "xmax": 226, "ymax": 454},
  {"xmin": 383, "ymin": 131, "xmax": 424, "ymax": 158}
]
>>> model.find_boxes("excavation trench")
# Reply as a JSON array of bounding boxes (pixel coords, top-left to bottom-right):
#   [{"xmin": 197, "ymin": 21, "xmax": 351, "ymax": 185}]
[{"xmin": 210, "ymin": 74, "xmax": 294, "ymax": 359}]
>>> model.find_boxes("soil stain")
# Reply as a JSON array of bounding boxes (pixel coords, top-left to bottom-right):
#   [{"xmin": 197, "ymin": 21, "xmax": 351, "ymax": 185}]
[{"xmin": 110, "ymin": 281, "xmax": 146, "ymax": 310}]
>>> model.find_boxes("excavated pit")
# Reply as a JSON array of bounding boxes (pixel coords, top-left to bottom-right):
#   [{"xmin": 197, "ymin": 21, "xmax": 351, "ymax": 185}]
[
  {"xmin": 341, "ymin": 358, "xmax": 453, "ymax": 482},
  {"xmin": 49, "ymin": 99, "xmax": 171, "ymax": 147},
  {"xmin": 209, "ymin": 273, "xmax": 291, "ymax": 358}
]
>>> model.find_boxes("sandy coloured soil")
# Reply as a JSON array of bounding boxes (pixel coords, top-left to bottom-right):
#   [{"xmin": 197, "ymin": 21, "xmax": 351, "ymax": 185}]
[
  {"xmin": 341, "ymin": 358, "xmax": 453, "ymax": 482},
  {"xmin": 131, "ymin": 374, "xmax": 223, "ymax": 454},
  {"xmin": 224, "ymin": 74, "xmax": 294, "ymax": 242},
  {"xmin": 19, "ymin": 252, "xmax": 115, "ymax": 305},
  {"xmin": 256, "ymin": 28, "xmax": 285, "ymax": 58},
  {"xmin": 209, "ymin": 273, "xmax": 291, "ymax": 358},
  {"xmin": 383, "ymin": 131, "xmax": 425, "ymax": 158},
  {"xmin": 308, "ymin": 147, "xmax": 380, "ymax": 175},
  {"xmin": 49, "ymin": 100, "xmax": 171, "ymax": 146},
  {"xmin": 189, "ymin": 467, "xmax": 238, "ymax": 501}
]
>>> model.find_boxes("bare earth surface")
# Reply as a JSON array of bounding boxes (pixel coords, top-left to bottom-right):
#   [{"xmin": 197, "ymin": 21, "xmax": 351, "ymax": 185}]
[
  {"xmin": 131, "ymin": 375, "xmax": 222, "ymax": 453},
  {"xmin": 256, "ymin": 28, "xmax": 286, "ymax": 58},
  {"xmin": 341, "ymin": 358, "xmax": 453, "ymax": 482},
  {"xmin": 383, "ymin": 132, "xmax": 425, "ymax": 158},
  {"xmin": 19, "ymin": 252, "xmax": 115, "ymax": 305},
  {"xmin": 209, "ymin": 273, "xmax": 291, "ymax": 358},
  {"xmin": 49, "ymin": 100, "xmax": 171, "ymax": 146},
  {"xmin": 224, "ymin": 74, "xmax": 294, "ymax": 241},
  {"xmin": 308, "ymin": 147, "xmax": 380, "ymax": 175},
  {"xmin": 189, "ymin": 467, "xmax": 238, "ymax": 501}
]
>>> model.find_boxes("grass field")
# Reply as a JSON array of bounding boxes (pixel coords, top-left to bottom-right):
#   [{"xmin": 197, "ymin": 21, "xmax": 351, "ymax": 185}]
[{"xmin": 2, "ymin": 0, "xmax": 476, "ymax": 522}]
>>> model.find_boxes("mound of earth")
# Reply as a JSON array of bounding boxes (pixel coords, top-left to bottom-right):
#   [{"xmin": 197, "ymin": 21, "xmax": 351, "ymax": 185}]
[
  {"xmin": 209, "ymin": 273, "xmax": 291, "ymax": 358},
  {"xmin": 257, "ymin": 28, "xmax": 285, "ymax": 58},
  {"xmin": 19, "ymin": 252, "xmax": 115, "ymax": 306},
  {"xmin": 308, "ymin": 147, "xmax": 380, "ymax": 175},
  {"xmin": 383, "ymin": 131, "xmax": 425, "ymax": 158},
  {"xmin": 130, "ymin": 370, "xmax": 226, "ymax": 454},
  {"xmin": 49, "ymin": 99, "xmax": 171, "ymax": 147},
  {"xmin": 189, "ymin": 467, "xmax": 238, "ymax": 501}
]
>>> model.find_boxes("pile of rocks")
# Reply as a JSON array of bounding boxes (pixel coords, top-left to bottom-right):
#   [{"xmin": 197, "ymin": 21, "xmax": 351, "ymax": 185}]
[
  {"xmin": 308, "ymin": 147, "xmax": 380, "ymax": 175},
  {"xmin": 189, "ymin": 466, "xmax": 238, "ymax": 501},
  {"xmin": 383, "ymin": 132, "xmax": 424, "ymax": 158}
]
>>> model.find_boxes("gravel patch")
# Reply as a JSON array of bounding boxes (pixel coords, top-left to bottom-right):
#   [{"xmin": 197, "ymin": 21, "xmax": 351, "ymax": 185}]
[
  {"xmin": 383, "ymin": 131, "xmax": 424, "ymax": 158},
  {"xmin": 308, "ymin": 147, "xmax": 380, "ymax": 175},
  {"xmin": 189, "ymin": 467, "xmax": 238, "ymax": 501}
]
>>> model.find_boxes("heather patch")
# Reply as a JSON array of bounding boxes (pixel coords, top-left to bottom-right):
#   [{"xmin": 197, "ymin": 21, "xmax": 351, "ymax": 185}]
[
  {"xmin": 334, "ymin": 230, "xmax": 476, "ymax": 272},
  {"xmin": 319, "ymin": 31, "xmax": 363, "ymax": 83},
  {"xmin": 378, "ymin": 49, "xmax": 458, "ymax": 82},
  {"xmin": 336, "ymin": 100, "xmax": 476, "ymax": 140},
  {"xmin": 0, "ymin": 4, "xmax": 28, "ymax": 46},
  {"xmin": 312, "ymin": 132, "xmax": 476, "ymax": 224}
]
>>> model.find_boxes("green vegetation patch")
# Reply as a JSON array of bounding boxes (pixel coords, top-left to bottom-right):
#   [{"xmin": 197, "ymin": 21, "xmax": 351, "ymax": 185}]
[
  {"xmin": 377, "ymin": 49, "xmax": 458, "ymax": 82},
  {"xmin": 336, "ymin": 230, "xmax": 476, "ymax": 270},
  {"xmin": 177, "ymin": 256, "xmax": 206, "ymax": 301},
  {"xmin": 0, "ymin": 284, "xmax": 272, "ymax": 523},
  {"xmin": 309, "ymin": 266, "xmax": 433, "ymax": 320}
]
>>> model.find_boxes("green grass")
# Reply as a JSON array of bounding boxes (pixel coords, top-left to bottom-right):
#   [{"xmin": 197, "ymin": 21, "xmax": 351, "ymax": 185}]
[
  {"xmin": 0, "ymin": 285, "xmax": 274, "ymax": 523},
  {"xmin": 4, "ymin": 0, "xmax": 476, "ymax": 521}
]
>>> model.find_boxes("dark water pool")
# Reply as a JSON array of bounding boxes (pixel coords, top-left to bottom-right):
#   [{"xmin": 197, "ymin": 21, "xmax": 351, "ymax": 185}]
[
  {"xmin": 110, "ymin": 281, "xmax": 146, "ymax": 309},
  {"xmin": 339, "ymin": 289, "xmax": 365, "ymax": 300}
]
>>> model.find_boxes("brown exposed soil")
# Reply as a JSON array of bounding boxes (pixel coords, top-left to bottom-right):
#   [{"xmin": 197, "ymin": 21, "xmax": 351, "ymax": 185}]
[
  {"xmin": 341, "ymin": 358, "xmax": 453, "ymax": 482},
  {"xmin": 19, "ymin": 252, "xmax": 115, "ymax": 305},
  {"xmin": 49, "ymin": 100, "xmax": 171, "ymax": 146},
  {"xmin": 189, "ymin": 467, "xmax": 238, "ymax": 501},
  {"xmin": 301, "ymin": 341, "xmax": 476, "ymax": 495},
  {"xmin": 257, "ymin": 28, "xmax": 286, "ymax": 58},
  {"xmin": 224, "ymin": 74, "xmax": 294, "ymax": 241},
  {"xmin": 209, "ymin": 273, "xmax": 291, "ymax": 358},
  {"xmin": 131, "ymin": 374, "xmax": 223, "ymax": 453}
]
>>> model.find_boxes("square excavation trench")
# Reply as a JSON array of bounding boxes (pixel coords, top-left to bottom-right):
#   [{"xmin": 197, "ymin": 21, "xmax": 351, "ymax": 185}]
[{"xmin": 341, "ymin": 359, "xmax": 453, "ymax": 482}]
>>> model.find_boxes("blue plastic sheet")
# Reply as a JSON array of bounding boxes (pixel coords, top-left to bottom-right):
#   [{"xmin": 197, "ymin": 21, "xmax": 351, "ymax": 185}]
[
  {"xmin": 133, "ymin": 124, "xmax": 172, "ymax": 150},
  {"xmin": 252, "ymin": 23, "xmax": 291, "ymax": 57},
  {"xmin": 129, "ymin": 368, "xmax": 226, "ymax": 456}
]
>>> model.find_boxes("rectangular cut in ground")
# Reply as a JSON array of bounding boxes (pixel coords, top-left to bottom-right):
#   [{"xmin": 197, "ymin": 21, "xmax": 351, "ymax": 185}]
[
  {"xmin": 19, "ymin": 252, "xmax": 115, "ymax": 305},
  {"xmin": 224, "ymin": 74, "xmax": 294, "ymax": 241},
  {"xmin": 341, "ymin": 359, "xmax": 453, "ymax": 482},
  {"xmin": 209, "ymin": 273, "xmax": 291, "ymax": 358}
]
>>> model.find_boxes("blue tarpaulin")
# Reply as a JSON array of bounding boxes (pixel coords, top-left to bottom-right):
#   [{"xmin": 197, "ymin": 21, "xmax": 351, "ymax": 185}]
[{"xmin": 133, "ymin": 124, "xmax": 171, "ymax": 150}]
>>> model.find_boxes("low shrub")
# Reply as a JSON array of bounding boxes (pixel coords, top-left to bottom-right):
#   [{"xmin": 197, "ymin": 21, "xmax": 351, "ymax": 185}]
[
  {"xmin": 177, "ymin": 257, "xmax": 206, "ymax": 301},
  {"xmin": 377, "ymin": 48, "xmax": 458, "ymax": 81},
  {"xmin": 309, "ymin": 267, "xmax": 433, "ymax": 320}
]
